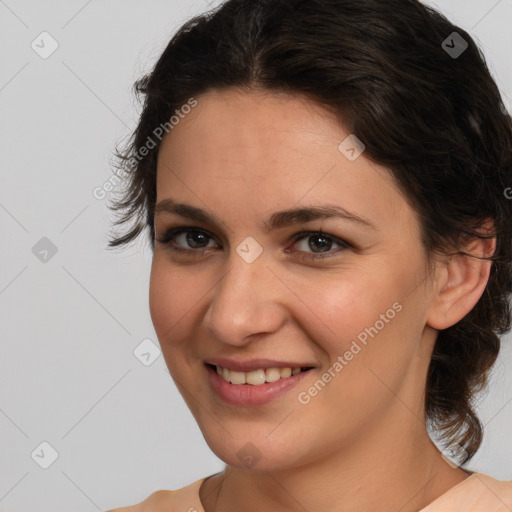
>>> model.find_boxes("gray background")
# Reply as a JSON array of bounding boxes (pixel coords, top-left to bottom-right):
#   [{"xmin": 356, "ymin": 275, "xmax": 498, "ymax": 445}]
[{"xmin": 1, "ymin": 0, "xmax": 511, "ymax": 510}]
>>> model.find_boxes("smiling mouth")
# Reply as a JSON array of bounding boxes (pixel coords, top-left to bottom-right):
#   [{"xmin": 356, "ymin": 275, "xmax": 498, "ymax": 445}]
[{"xmin": 206, "ymin": 363, "xmax": 314, "ymax": 386}]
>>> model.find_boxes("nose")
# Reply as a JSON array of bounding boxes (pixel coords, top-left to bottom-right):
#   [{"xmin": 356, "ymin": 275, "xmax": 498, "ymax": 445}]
[{"xmin": 202, "ymin": 251, "xmax": 287, "ymax": 347}]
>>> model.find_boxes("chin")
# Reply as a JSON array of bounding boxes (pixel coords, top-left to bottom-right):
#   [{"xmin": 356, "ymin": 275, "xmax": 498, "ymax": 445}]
[{"xmin": 199, "ymin": 426, "xmax": 313, "ymax": 473}]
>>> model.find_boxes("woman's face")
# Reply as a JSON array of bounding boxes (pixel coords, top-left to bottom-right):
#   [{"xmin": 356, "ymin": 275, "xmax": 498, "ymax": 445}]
[{"xmin": 150, "ymin": 88, "xmax": 439, "ymax": 471}]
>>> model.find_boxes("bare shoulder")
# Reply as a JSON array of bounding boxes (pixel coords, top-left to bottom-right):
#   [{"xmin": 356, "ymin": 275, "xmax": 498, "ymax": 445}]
[{"xmin": 106, "ymin": 490, "xmax": 176, "ymax": 512}]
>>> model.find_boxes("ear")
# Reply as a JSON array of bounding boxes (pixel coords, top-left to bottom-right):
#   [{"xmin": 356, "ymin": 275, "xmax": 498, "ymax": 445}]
[{"xmin": 426, "ymin": 220, "xmax": 496, "ymax": 331}]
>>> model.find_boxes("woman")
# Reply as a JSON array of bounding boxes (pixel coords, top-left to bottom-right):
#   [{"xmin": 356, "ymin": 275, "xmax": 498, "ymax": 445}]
[{"xmin": 107, "ymin": 0, "xmax": 512, "ymax": 510}]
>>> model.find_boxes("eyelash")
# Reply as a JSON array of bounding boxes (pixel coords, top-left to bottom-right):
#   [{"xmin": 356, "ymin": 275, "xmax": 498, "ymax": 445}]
[{"xmin": 155, "ymin": 227, "xmax": 351, "ymax": 262}]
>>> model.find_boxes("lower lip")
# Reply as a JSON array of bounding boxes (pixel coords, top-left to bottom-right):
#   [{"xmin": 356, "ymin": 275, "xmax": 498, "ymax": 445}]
[{"xmin": 206, "ymin": 365, "xmax": 313, "ymax": 407}]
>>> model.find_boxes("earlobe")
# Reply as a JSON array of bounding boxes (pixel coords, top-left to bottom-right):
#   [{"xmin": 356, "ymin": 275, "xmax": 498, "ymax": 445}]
[{"xmin": 426, "ymin": 225, "xmax": 496, "ymax": 331}]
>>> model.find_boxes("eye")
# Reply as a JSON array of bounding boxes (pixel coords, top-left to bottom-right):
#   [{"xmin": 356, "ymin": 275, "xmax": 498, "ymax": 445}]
[
  {"xmin": 287, "ymin": 231, "xmax": 350, "ymax": 261},
  {"xmin": 156, "ymin": 227, "xmax": 219, "ymax": 253},
  {"xmin": 156, "ymin": 227, "xmax": 350, "ymax": 261}
]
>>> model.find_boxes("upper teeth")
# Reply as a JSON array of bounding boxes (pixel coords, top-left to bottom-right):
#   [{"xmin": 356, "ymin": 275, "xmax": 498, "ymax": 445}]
[{"xmin": 216, "ymin": 366, "xmax": 303, "ymax": 385}]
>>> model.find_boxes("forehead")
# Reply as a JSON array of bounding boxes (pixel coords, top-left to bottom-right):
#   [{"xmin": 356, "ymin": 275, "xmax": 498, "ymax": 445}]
[
  {"xmin": 160, "ymin": 88, "xmax": 342, "ymax": 164},
  {"xmin": 155, "ymin": 88, "xmax": 415, "ymax": 236}
]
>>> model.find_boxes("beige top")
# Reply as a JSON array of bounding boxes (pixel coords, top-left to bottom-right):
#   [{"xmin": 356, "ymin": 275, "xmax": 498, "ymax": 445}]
[{"xmin": 111, "ymin": 472, "xmax": 512, "ymax": 511}]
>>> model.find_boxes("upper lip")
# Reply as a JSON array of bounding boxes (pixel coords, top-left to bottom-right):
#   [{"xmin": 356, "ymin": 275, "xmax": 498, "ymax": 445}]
[{"xmin": 205, "ymin": 357, "xmax": 316, "ymax": 373}]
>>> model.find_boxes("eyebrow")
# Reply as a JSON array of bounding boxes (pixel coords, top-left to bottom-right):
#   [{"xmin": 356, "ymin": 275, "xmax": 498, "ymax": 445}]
[{"xmin": 154, "ymin": 198, "xmax": 377, "ymax": 232}]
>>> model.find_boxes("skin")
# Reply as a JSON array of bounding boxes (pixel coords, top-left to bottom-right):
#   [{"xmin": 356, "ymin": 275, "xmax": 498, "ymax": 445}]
[{"xmin": 142, "ymin": 87, "xmax": 495, "ymax": 512}]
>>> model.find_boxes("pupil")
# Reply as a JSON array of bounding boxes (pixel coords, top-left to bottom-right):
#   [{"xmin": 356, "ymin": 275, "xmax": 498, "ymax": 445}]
[
  {"xmin": 187, "ymin": 231, "xmax": 209, "ymax": 248},
  {"xmin": 309, "ymin": 235, "xmax": 332, "ymax": 252}
]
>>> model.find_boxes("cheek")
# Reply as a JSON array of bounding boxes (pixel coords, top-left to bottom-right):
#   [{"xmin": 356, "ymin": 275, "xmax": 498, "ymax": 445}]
[
  {"xmin": 295, "ymin": 266, "xmax": 419, "ymax": 400},
  {"xmin": 296, "ymin": 281, "xmax": 416, "ymax": 427},
  {"xmin": 148, "ymin": 256, "xmax": 204, "ymax": 347},
  {"xmin": 149, "ymin": 259, "xmax": 172, "ymax": 336},
  {"xmin": 294, "ymin": 271, "xmax": 399, "ymax": 354}
]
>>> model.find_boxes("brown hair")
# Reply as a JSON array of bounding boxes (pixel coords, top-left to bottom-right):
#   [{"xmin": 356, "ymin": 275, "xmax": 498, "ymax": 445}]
[{"xmin": 108, "ymin": 0, "xmax": 512, "ymax": 461}]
